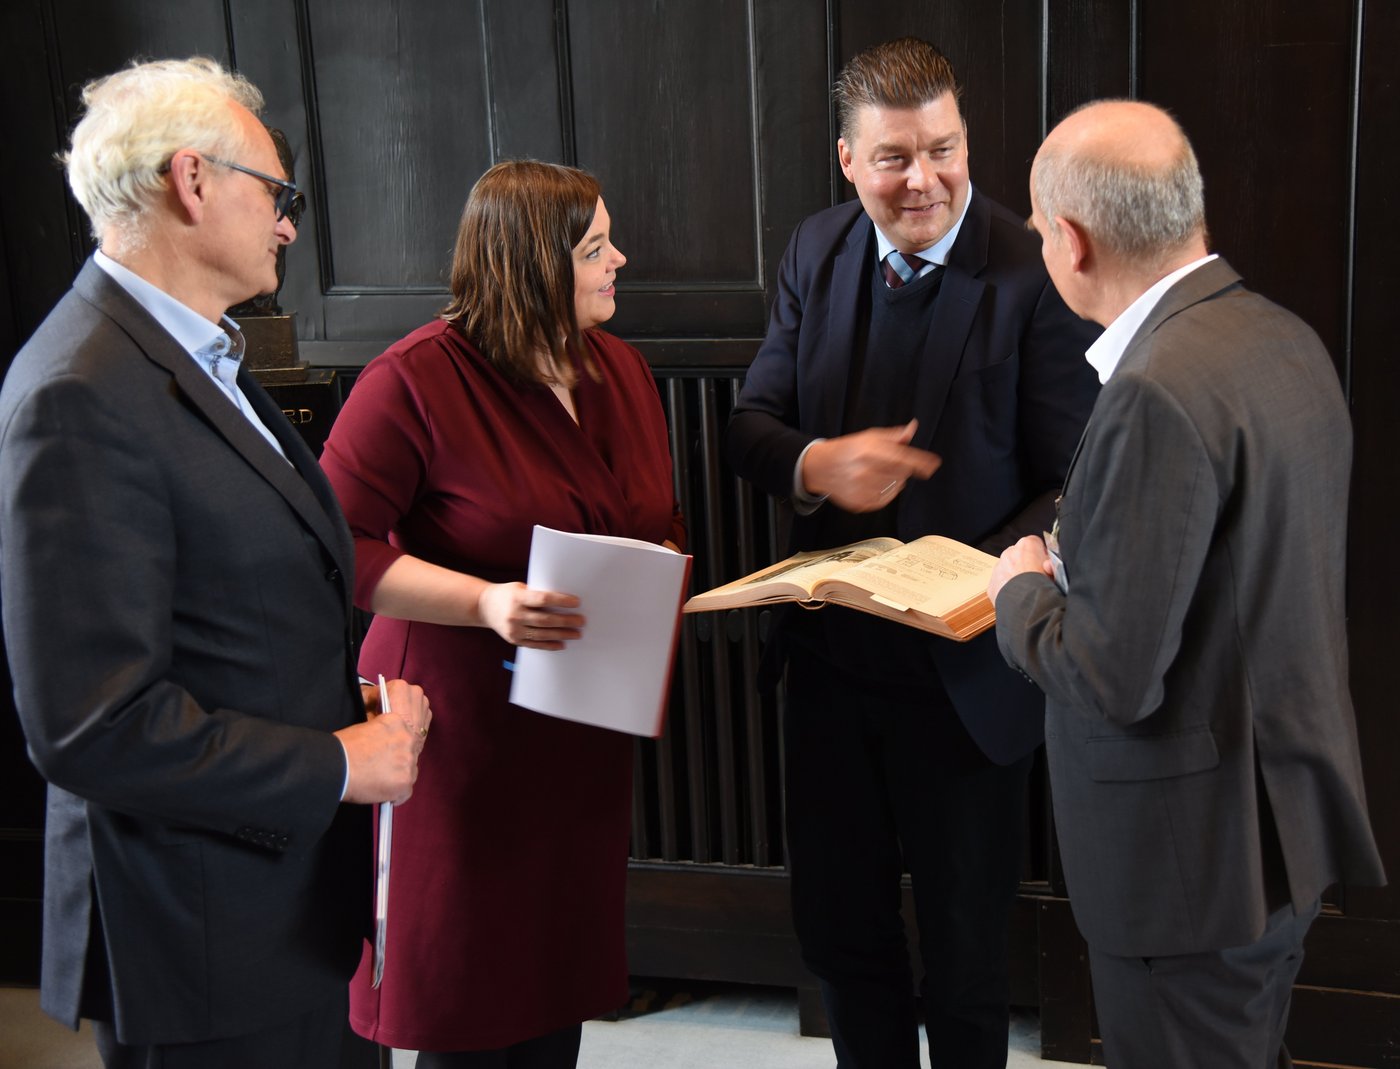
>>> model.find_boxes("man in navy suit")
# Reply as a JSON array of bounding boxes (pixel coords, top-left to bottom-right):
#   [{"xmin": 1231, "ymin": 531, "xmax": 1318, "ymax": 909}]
[
  {"xmin": 0, "ymin": 58, "xmax": 430, "ymax": 1069},
  {"xmin": 725, "ymin": 38, "xmax": 1100, "ymax": 1067}
]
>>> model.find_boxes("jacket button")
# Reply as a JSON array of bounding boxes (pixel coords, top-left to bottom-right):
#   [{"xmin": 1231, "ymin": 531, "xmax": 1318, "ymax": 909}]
[{"xmin": 326, "ymin": 568, "xmax": 341, "ymax": 582}]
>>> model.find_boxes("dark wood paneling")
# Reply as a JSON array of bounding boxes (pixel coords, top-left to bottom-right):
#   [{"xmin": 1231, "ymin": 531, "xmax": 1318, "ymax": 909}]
[
  {"xmin": 0, "ymin": 835, "xmax": 43, "ymax": 984},
  {"xmin": 1140, "ymin": 0, "xmax": 1353, "ymax": 363},
  {"xmin": 273, "ymin": 0, "xmax": 820, "ymax": 343},
  {"xmin": 1295, "ymin": 911, "xmax": 1400, "ymax": 993},
  {"xmin": 50, "ymin": 0, "xmax": 230, "ymax": 91},
  {"xmin": 229, "ymin": 0, "xmax": 325, "ymax": 340},
  {"xmin": 570, "ymin": 0, "xmax": 765, "ymax": 339},
  {"xmin": 1045, "ymin": 0, "xmax": 1133, "ymax": 125},
  {"xmin": 0, "ymin": 213, "xmax": 13, "ymax": 364},
  {"xmin": 304, "ymin": 0, "xmax": 492, "ymax": 291},
  {"xmin": 1288, "ymin": 985, "xmax": 1400, "ymax": 1068},
  {"xmin": 1037, "ymin": 897, "xmax": 1093, "ymax": 1063},
  {"xmin": 0, "ymin": 2, "xmax": 106, "ymax": 349},
  {"xmin": 626, "ymin": 864, "xmax": 804, "ymax": 985},
  {"xmin": 570, "ymin": 0, "xmax": 758, "ymax": 286},
  {"xmin": 0, "ymin": 638, "xmax": 44, "ymax": 986},
  {"xmin": 626, "ymin": 864, "xmax": 1047, "ymax": 1008},
  {"xmin": 1344, "ymin": 0, "xmax": 1400, "ymax": 924},
  {"xmin": 484, "ymin": 0, "xmax": 567, "ymax": 161},
  {"xmin": 751, "ymin": 0, "xmax": 832, "ymax": 310}
]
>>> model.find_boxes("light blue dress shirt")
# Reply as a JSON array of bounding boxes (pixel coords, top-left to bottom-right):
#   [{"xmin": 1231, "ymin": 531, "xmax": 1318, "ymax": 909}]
[
  {"xmin": 872, "ymin": 183, "xmax": 974, "ymax": 280},
  {"xmin": 93, "ymin": 250, "xmax": 290, "ymax": 463}
]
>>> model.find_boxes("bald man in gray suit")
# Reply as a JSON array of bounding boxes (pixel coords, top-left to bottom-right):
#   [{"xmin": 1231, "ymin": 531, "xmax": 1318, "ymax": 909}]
[{"xmin": 987, "ymin": 100, "xmax": 1385, "ymax": 1067}]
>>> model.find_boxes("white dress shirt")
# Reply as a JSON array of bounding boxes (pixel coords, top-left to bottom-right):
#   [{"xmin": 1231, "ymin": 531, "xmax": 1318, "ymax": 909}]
[{"xmin": 1085, "ymin": 254, "xmax": 1219, "ymax": 384}]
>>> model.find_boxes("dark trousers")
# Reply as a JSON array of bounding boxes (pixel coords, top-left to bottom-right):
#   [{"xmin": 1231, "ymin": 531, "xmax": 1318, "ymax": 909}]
[
  {"xmin": 784, "ymin": 653, "xmax": 1032, "ymax": 1069},
  {"xmin": 1089, "ymin": 899, "xmax": 1320, "ymax": 1069},
  {"xmin": 92, "ymin": 989, "xmax": 351, "ymax": 1069},
  {"xmin": 414, "ymin": 1024, "xmax": 582, "ymax": 1068}
]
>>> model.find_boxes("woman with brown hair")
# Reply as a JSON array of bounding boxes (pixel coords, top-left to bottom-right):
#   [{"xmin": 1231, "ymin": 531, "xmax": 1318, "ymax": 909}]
[{"xmin": 321, "ymin": 160, "xmax": 684, "ymax": 1067}]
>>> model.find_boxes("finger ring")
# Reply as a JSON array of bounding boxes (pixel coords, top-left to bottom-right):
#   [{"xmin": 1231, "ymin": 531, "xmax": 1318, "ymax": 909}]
[
  {"xmin": 524, "ymin": 627, "xmax": 536, "ymax": 641},
  {"xmin": 417, "ymin": 725, "xmax": 429, "ymax": 738},
  {"xmin": 879, "ymin": 480, "xmax": 898, "ymax": 495}
]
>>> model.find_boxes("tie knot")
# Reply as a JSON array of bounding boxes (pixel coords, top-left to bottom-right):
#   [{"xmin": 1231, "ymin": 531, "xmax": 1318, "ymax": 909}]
[{"xmin": 883, "ymin": 251, "xmax": 929, "ymax": 289}]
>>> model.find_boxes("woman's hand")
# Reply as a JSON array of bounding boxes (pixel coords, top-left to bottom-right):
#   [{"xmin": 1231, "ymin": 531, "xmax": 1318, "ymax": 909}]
[{"xmin": 478, "ymin": 582, "xmax": 584, "ymax": 650}]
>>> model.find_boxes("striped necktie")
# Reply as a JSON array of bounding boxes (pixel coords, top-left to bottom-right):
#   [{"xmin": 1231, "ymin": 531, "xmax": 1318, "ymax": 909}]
[{"xmin": 883, "ymin": 251, "xmax": 929, "ymax": 289}]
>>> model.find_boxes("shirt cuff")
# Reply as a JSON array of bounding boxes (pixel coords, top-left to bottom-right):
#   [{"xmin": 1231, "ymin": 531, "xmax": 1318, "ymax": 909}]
[
  {"xmin": 336, "ymin": 736, "xmax": 350, "ymax": 801},
  {"xmin": 792, "ymin": 439, "xmax": 829, "ymax": 516}
]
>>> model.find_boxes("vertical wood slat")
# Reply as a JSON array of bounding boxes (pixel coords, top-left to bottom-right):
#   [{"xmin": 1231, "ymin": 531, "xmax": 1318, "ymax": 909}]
[
  {"xmin": 725, "ymin": 371, "xmax": 772, "ymax": 866},
  {"xmin": 683, "ymin": 377, "xmax": 718, "ymax": 863},
  {"xmin": 696, "ymin": 379, "xmax": 740, "ymax": 865},
  {"xmin": 646, "ymin": 376, "xmax": 686, "ymax": 862},
  {"xmin": 631, "ymin": 370, "xmax": 790, "ymax": 870},
  {"xmin": 1342, "ymin": 0, "xmax": 1400, "ymax": 922},
  {"xmin": 1043, "ymin": 0, "xmax": 1133, "ymax": 128},
  {"xmin": 764, "ymin": 490, "xmax": 789, "ymax": 868},
  {"xmin": 629, "ymin": 748, "xmax": 648, "ymax": 862},
  {"xmin": 733, "ymin": 470, "xmax": 769, "ymax": 867},
  {"xmin": 667, "ymin": 377, "xmax": 704, "ymax": 863}
]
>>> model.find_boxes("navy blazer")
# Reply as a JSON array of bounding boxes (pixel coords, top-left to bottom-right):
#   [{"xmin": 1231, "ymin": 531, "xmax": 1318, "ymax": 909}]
[
  {"xmin": 0, "ymin": 260, "xmax": 369, "ymax": 1044},
  {"xmin": 726, "ymin": 192, "xmax": 1100, "ymax": 763}
]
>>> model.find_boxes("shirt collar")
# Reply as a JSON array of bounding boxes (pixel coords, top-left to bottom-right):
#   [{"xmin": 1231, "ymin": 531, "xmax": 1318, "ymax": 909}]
[
  {"xmin": 873, "ymin": 185, "xmax": 975, "ymax": 268},
  {"xmin": 93, "ymin": 249, "xmax": 241, "ymax": 361},
  {"xmin": 1086, "ymin": 253, "xmax": 1218, "ymax": 384}
]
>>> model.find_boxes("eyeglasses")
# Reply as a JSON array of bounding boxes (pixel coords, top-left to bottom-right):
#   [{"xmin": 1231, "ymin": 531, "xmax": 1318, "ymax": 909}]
[{"xmin": 206, "ymin": 157, "xmax": 307, "ymax": 227}]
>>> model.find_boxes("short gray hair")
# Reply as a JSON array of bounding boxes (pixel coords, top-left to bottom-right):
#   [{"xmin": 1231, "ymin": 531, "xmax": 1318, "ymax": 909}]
[
  {"xmin": 1033, "ymin": 102, "xmax": 1205, "ymax": 265},
  {"xmin": 64, "ymin": 56, "xmax": 264, "ymax": 249}
]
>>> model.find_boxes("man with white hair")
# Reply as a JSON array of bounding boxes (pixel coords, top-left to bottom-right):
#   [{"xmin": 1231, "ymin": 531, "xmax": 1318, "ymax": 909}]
[
  {"xmin": 988, "ymin": 100, "xmax": 1384, "ymax": 1066},
  {"xmin": 0, "ymin": 57, "xmax": 431, "ymax": 1068}
]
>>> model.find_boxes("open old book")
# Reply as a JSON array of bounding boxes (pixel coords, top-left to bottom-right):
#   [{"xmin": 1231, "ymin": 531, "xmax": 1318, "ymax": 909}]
[{"xmin": 683, "ymin": 535, "xmax": 998, "ymax": 641}]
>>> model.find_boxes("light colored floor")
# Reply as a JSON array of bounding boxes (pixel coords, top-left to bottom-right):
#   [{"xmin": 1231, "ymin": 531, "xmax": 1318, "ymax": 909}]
[
  {"xmin": 1, "ymin": 983, "xmax": 1083, "ymax": 1069},
  {"xmin": 0, "ymin": 987, "xmax": 99, "ymax": 1069}
]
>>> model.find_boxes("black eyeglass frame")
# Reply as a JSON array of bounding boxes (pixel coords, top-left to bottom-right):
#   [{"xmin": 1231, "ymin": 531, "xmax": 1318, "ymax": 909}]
[{"xmin": 204, "ymin": 156, "xmax": 306, "ymax": 227}]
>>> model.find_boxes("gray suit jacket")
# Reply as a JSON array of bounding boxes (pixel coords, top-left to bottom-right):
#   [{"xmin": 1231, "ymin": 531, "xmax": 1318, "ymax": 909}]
[
  {"xmin": 0, "ymin": 260, "xmax": 369, "ymax": 1043},
  {"xmin": 995, "ymin": 258, "xmax": 1384, "ymax": 957}
]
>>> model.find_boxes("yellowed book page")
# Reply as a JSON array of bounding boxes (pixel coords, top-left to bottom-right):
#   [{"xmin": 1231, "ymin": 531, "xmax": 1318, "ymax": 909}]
[
  {"xmin": 686, "ymin": 537, "xmax": 902, "ymax": 608},
  {"xmin": 736, "ymin": 537, "xmax": 900, "ymax": 596},
  {"xmin": 824, "ymin": 535, "xmax": 995, "ymax": 617}
]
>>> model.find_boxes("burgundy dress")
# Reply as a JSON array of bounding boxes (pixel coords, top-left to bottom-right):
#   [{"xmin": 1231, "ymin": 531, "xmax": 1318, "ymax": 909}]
[{"xmin": 320, "ymin": 319, "xmax": 683, "ymax": 1052}]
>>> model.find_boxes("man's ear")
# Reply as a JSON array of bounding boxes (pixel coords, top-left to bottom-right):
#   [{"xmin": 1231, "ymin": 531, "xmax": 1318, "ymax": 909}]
[
  {"xmin": 1056, "ymin": 216, "xmax": 1090, "ymax": 273},
  {"xmin": 836, "ymin": 138, "xmax": 856, "ymax": 183},
  {"xmin": 164, "ymin": 149, "xmax": 211, "ymax": 224}
]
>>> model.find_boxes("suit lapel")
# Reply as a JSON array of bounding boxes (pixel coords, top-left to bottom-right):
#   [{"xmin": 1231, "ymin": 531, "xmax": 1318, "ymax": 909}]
[
  {"xmin": 1119, "ymin": 257, "xmax": 1242, "ymax": 367},
  {"xmin": 812, "ymin": 219, "xmax": 872, "ymax": 437},
  {"xmin": 908, "ymin": 193, "xmax": 989, "ymax": 452},
  {"xmin": 1061, "ymin": 257, "xmax": 1243, "ymax": 502},
  {"xmin": 240, "ymin": 372, "xmax": 355, "ymax": 576},
  {"xmin": 74, "ymin": 262, "xmax": 352, "ymax": 576}
]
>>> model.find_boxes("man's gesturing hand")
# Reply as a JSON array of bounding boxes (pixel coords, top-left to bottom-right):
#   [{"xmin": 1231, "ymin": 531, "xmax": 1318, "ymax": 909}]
[{"xmin": 801, "ymin": 419, "xmax": 942, "ymax": 512}]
